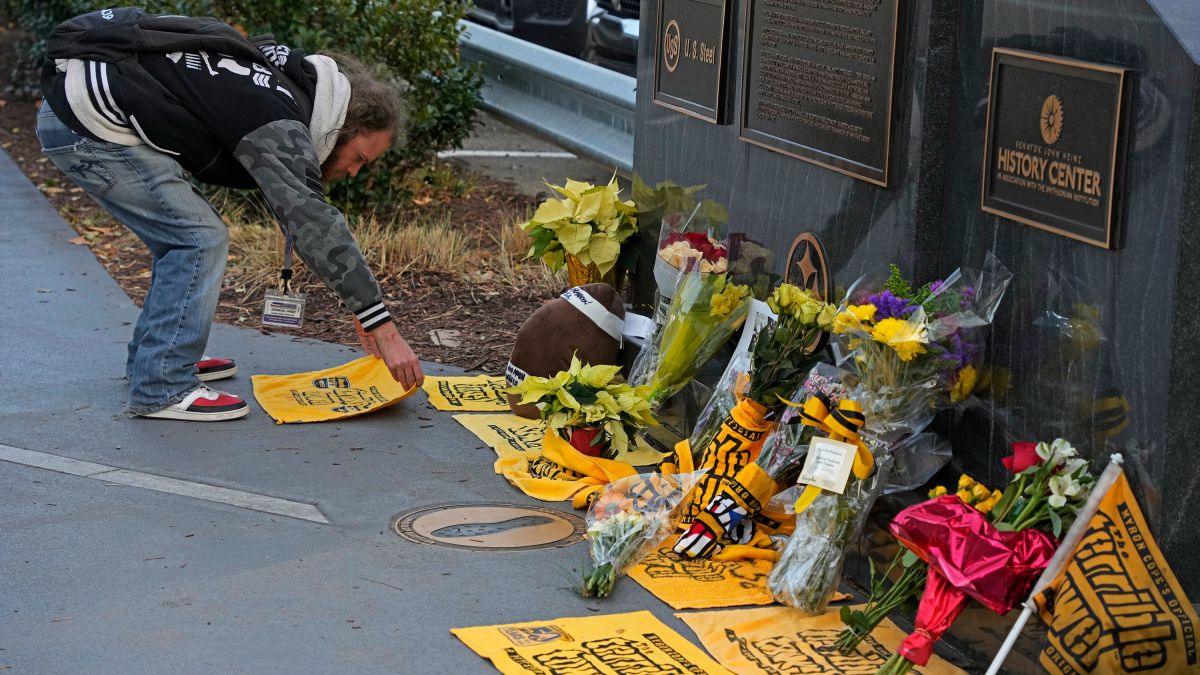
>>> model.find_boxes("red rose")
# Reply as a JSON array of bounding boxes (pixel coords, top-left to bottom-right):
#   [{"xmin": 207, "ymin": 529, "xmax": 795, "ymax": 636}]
[
  {"xmin": 661, "ymin": 233, "xmax": 685, "ymax": 248},
  {"xmin": 1001, "ymin": 441, "xmax": 1041, "ymax": 473},
  {"xmin": 703, "ymin": 244, "xmax": 727, "ymax": 262}
]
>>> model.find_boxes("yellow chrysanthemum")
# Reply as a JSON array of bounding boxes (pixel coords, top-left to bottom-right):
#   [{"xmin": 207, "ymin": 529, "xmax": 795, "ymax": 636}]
[
  {"xmin": 950, "ymin": 365, "xmax": 978, "ymax": 403},
  {"xmin": 957, "ymin": 474, "xmax": 975, "ymax": 490},
  {"xmin": 870, "ymin": 317, "xmax": 928, "ymax": 361},
  {"xmin": 850, "ymin": 304, "xmax": 877, "ymax": 321},
  {"xmin": 956, "ymin": 489, "xmax": 975, "ymax": 504},
  {"xmin": 832, "ymin": 304, "xmax": 877, "ymax": 334},
  {"xmin": 710, "ymin": 283, "xmax": 751, "ymax": 320},
  {"xmin": 928, "ymin": 485, "xmax": 948, "ymax": 499},
  {"xmin": 971, "ymin": 483, "xmax": 991, "ymax": 500}
]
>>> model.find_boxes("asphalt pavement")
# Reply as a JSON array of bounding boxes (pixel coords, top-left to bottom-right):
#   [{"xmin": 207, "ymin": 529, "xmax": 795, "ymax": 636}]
[{"xmin": 0, "ymin": 140, "xmax": 679, "ymax": 672}]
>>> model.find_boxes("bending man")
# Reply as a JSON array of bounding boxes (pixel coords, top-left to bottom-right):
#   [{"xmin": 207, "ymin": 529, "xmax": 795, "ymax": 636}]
[{"xmin": 38, "ymin": 7, "xmax": 423, "ymax": 421}]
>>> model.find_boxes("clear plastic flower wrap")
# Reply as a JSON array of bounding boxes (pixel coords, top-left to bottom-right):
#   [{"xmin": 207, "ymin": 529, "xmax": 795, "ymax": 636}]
[
  {"xmin": 831, "ymin": 254, "xmax": 1012, "ymax": 471},
  {"xmin": 629, "ymin": 264, "xmax": 751, "ymax": 410},
  {"xmin": 756, "ymin": 364, "xmax": 849, "ymax": 487},
  {"xmin": 768, "ymin": 451, "xmax": 894, "ymax": 613},
  {"xmin": 580, "ymin": 469, "xmax": 706, "ymax": 598},
  {"xmin": 631, "ymin": 175, "xmax": 729, "ymax": 309}
]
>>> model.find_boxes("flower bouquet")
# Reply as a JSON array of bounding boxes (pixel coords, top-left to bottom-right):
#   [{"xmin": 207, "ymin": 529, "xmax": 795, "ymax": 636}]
[
  {"xmin": 629, "ymin": 265, "xmax": 752, "ymax": 409},
  {"xmin": 767, "ymin": 257, "xmax": 1011, "ymax": 613},
  {"xmin": 671, "ymin": 284, "xmax": 836, "ymax": 559},
  {"xmin": 520, "ymin": 176, "xmax": 639, "ymax": 288},
  {"xmin": 581, "ymin": 469, "xmax": 706, "ymax": 598},
  {"xmin": 654, "ymin": 231, "xmax": 729, "ymax": 300},
  {"xmin": 508, "ymin": 356, "xmax": 657, "ymax": 459},
  {"xmin": 876, "ymin": 438, "xmax": 1096, "ymax": 674}
]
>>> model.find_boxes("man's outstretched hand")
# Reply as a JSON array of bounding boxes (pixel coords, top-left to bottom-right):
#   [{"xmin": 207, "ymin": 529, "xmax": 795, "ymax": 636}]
[{"xmin": 355, "ymin": 318, "xmax": 424, "ymax": 390}]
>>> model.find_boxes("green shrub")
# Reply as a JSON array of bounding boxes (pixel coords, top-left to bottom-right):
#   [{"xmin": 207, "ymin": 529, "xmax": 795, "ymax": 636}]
[
  {"xmin": 1, "ymin": 0, "xmax": 100, "ymax": 98},
  {"xmin": 1, "ymin": 0, "xmax": 482, "ymax": 211}
]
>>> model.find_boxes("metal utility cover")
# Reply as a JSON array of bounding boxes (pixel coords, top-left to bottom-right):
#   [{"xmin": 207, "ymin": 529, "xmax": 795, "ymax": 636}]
[{"xmin": 391, "ymin": 503, "xmax": 586, "ymax": 552}]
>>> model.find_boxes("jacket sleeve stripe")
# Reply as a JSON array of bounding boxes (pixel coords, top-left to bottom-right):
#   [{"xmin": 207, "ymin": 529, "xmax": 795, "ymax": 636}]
[{"xmin": 356, "ymin": 303, "xmax": 391, "ymax": 331}]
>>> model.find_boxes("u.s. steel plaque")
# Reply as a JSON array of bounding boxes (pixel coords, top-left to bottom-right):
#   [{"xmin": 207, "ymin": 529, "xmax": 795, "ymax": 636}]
[
  {"xmin": 738, "ymin": 0, "xmax": 900, "ymax": 186},
  {"xmin": 981, "ymin": 49, "xmax": 1131, "ymax": 249},
  {"xmin": 654, "ymin": 0, "xmax": 731, "ymax": 123}
]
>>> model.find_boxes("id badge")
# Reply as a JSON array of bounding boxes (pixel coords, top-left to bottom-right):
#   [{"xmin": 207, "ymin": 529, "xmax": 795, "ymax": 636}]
[{"xmin": 262, "ymin": 290, "xmax": 307, "ymax": 328}]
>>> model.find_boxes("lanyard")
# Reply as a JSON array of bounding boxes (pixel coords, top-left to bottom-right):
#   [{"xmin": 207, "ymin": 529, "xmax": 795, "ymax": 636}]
[{"xmin": 280, "ymin": 233, "xmax": 296, "ymax": 293}]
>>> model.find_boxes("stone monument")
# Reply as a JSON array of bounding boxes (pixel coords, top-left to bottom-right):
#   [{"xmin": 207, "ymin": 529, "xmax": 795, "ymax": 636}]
[{"xmin": 634, "ymin": 0, "xmax": 1200, "ymax": 667}]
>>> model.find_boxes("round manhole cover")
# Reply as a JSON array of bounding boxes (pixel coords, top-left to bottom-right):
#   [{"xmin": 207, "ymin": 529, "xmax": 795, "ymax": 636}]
[{"xmin": 391, "ymin": 503, "xmax": 586, "ymax": 552}]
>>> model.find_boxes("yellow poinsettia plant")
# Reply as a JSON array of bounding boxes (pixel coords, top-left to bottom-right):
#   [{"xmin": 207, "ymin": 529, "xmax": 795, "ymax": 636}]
[
  {"xmin": 520, "ymin": 177, "xmax": 639, "ymax": 275},
  {"xmin": 508, "ymin": 356, "xmax": 657, "ymax": 458}
]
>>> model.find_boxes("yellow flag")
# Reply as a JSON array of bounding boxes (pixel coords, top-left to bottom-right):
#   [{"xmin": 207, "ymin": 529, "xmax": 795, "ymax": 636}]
[
  {"xmin": 452, "ymin": 610, "xmax": 730, "ymax": 674},
  {"xmin": 250, "ymin": 356, "xmax": 416, "ymax": 424},
  {"xmin": 1033, "ymin": 471, "xmax": 1198, "ymax": 674}
]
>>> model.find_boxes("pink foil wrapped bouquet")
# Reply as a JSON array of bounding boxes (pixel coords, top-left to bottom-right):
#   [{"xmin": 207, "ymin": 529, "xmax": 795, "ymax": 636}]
[{"xmin": 872, "ymin": 439, "xmax": 1096, "ymax": 674}]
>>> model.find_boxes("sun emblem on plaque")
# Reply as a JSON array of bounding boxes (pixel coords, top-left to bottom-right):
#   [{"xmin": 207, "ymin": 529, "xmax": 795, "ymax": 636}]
[
  {"xmin": 1040, "ymin": 94, "xmax": 1064, "ymax": 145},
  {"xmin": 784, "ymin": 232, "xmax": 831, "ymax": 302},
  {"xmin": 663, "ymin": 20, "xmax": 681, "ymax": 73}
]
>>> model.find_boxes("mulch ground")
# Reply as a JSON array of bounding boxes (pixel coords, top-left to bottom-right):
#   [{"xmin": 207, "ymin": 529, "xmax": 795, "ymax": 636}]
[{"xmin": 0, "ymin": 22, "xmax": 556, "ymax": 375}]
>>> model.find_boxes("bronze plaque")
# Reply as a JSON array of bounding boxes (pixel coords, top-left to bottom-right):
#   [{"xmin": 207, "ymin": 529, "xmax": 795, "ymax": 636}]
[
  {"xmin": 391, "ymin": 503, "xmax": 586, "ymax": 552},
  {"xmin": 654, "ymin": 0, "xmax": 731, "ymax": 123},
  {"xmin": 738, "ymin": 0, "xmax": 900, "ymax": 186},
  {"xmin": 981, "ymin": 49, "xmax": 1130, "ymax": 249}
]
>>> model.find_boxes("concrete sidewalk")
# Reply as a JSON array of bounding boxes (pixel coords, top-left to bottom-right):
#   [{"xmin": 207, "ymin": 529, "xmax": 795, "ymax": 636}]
[{"xmin": 0, "ymin": 149, "xmax": 686, "ymax": 674}]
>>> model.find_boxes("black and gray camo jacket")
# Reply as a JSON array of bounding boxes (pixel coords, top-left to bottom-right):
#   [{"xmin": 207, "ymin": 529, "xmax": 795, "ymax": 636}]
[{"xmin": 41, "ymin": 7, "xmax": 390, "ymax": 330}]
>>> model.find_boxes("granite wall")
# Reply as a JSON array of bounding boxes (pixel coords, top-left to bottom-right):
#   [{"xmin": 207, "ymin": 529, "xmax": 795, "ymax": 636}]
[{"xmin": 634, "ymin": 0, "xmax": 1200, "ymax": 609}]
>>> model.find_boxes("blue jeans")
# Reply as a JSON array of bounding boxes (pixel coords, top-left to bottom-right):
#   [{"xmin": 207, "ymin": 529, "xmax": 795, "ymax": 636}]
[{"xmin": 36, "ymin": 104, "xmax": 229, "ymax": 414}]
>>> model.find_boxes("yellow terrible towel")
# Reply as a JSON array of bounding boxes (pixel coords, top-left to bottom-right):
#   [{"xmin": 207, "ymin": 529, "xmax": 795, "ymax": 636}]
[
  {"xmin": 423, "ymin": 375, "xmax": 509, "ymax": 411},
  {"xmin": 678, "ymin": 605, "xmax": 966, "ymax": 675},
  {"xmin": 629, "ymin": 543, "xmax": 778, "ymax": 609},
  {"xmin": 494, "ymin": 430, "xmax": 637, "ymax": 509},
  {"xmin": 457, "ymin": 413, "xmax": 669, "ymax": 465},
  {"xmin": 251, "ymin": 356, "xmax": 416, "ymax": 424},
  {"xmin": 452, "ymin": 610, "xmax": 731, "ymax": 675},
  {"xmin": 454, "ymin": 413, "xmax": 545, "ymax": 456}
]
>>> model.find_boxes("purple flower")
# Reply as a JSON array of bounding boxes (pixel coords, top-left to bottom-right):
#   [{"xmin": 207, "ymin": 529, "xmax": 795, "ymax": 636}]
[
  {"xmin": 865, "ymin": 290, "xmax": 917, "ymax": 320},
  {"xmin": 961, "ymin": 286, "xmax": 977, "ymax": 310},
  {"xmin": 929, "ymin": 279, "xmax": 944, "ymax": 294},
  {"xmin": 944, "ymin": 333, "xmax": 978, "ymax": 368}
]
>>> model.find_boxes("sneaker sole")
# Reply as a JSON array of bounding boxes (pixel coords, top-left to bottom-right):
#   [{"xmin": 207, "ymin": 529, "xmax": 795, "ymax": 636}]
[
  {"xmin": 140, "ymin": 405, "xmax": 250, "ymax": 421},
  {"xmin": 196, "ymin": 365, "xmax": 238, "ymax": 382}
]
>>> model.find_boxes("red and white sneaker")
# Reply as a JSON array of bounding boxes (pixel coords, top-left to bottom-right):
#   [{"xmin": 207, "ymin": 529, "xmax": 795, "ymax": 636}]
[
  {"xmin": 140, "ymin": 386, "xmax": 249, "ymax": 421},
  {"xmin": 195, "ymin": 355, "xmax": 238, "ymax": 382}
]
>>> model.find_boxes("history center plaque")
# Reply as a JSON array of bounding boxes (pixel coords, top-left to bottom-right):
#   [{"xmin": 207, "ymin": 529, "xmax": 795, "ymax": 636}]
[
  {"xmin": 981, "ymin": 49, "xmax": 1130, "ymax": 249},
  {"xmin": 739, "ymin": 0, "xmax": 900, "ymax": 186},
  {"xmin": 654, "ymin": 0, "xmax": 731, "ymax": 123}
]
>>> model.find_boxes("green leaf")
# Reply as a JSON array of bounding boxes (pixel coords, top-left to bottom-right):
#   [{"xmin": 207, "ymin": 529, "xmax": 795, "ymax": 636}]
[
  {"xmin": 901, "ymin": 549, "xmax": 919, "ymax": 567},
  {"xmin": 840, "ymin": 605, "xmax": 854, "ymax": 626},
  {"xmin": 1049, "ymin": 508, "xmax": 1063, "ymax": 538}
]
